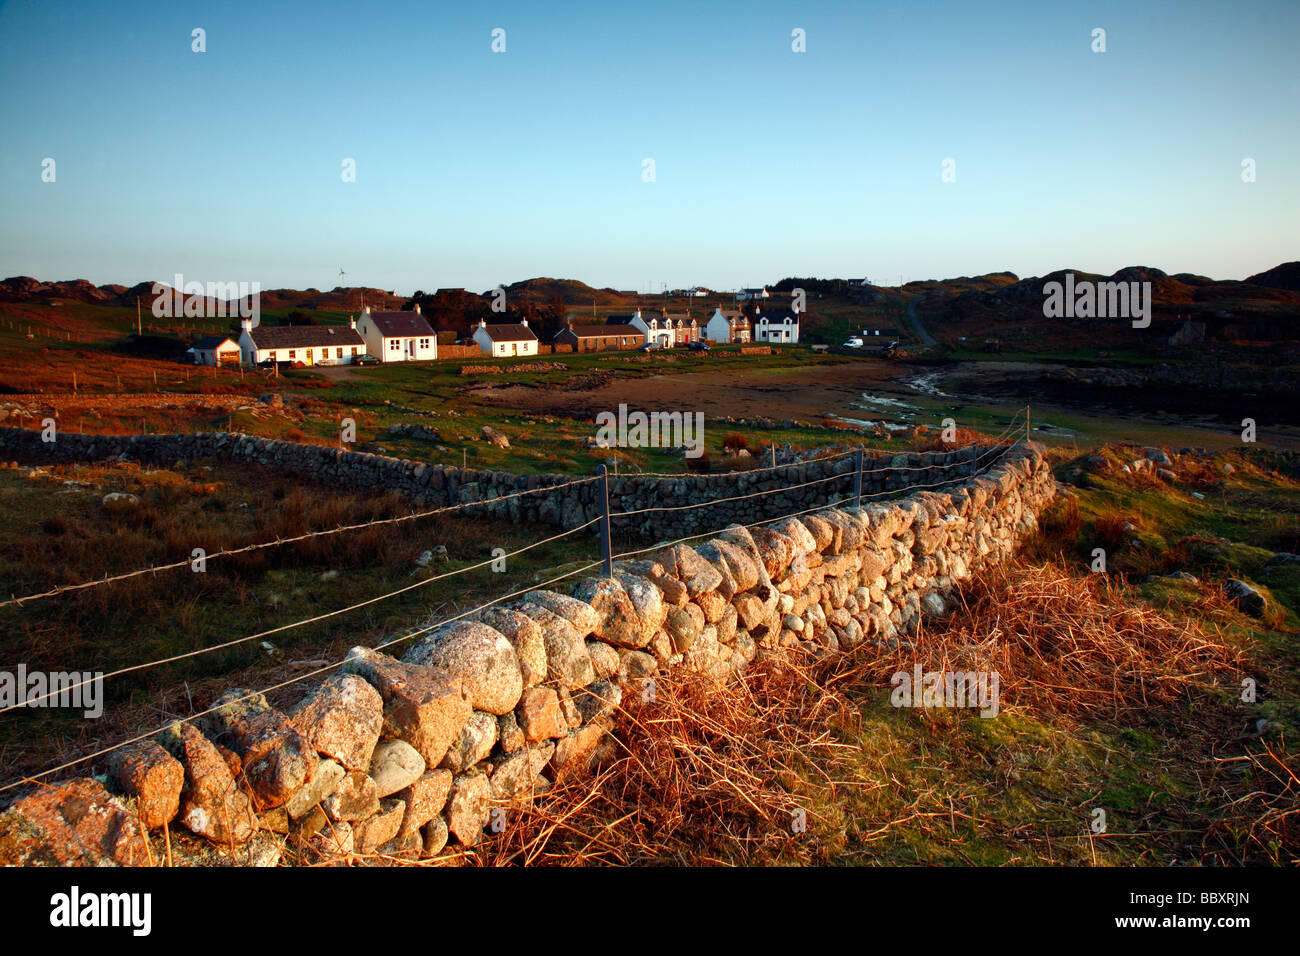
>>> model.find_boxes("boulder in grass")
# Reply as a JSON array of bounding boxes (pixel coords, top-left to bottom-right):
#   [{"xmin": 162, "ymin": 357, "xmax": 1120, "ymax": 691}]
[{"xmin": 1224, "ymin": 579, "xmax": 1267, "ymax": 618}]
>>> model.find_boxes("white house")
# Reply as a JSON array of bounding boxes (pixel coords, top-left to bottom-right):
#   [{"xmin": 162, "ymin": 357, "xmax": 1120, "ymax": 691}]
[
  {"xmin": 735, "ymin": 287, "xmax": 770, "ymax": 302},
  {"xmin": 355, "ymin": 306, "xmax": 437, "ymax": 362},
  {"xmin": 618, "ymin": 309, "xmax": 677, "ymax": 347},
  {"xmin": 704, "ymin": 307, "xmax": 750, "ymax": 344},
  {"xmin": 189, "ymin": 335, "xmax": 241, "ymax": 366},
  {"xmin": 238, "ymin": 320, "xmax": 367, "ymax": 366},
  {"xmin": 754, "ymin": 309, "xmax": 800, "ymax": 344},
  {"xmin": 473, "ymin": 319, "xmax": 539, "ymax": 357}
]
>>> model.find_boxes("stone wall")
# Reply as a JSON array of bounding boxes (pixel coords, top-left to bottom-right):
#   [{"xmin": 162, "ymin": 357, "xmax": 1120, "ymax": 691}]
[
  {"xmin": 0, "ymin": 425, "xmax": 1007, "ymax": 539},
  {"xmin": 0, "ymin": 440, "xmax": 1055, "ymax": 866}
]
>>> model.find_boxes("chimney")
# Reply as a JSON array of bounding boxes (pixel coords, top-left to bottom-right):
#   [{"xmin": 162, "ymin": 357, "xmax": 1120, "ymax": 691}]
[
  {"xmin": 413, "ymin": 303, "xmax": 421, "ymax": 314},
  {"xmin": 520, "ymin": 318, "xmax": 528, "ymax": 327},
  {"xmin": 479, "ymin": 318, "xmax": 486, "ymax": 329},
  {"xmin": 349, "ymin": 314, "xmax": 356, "ymax": 330}
]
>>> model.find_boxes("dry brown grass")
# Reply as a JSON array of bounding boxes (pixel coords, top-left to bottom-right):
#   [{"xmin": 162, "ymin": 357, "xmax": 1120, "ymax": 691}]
[
  {"xmin": 910, "ymin": 426, "xmax": 1011, "ymax": 454},
  {"xmin": 1203, "ymin": 743, "xmax": 1300, "ymax": 864},
  {"xmin": 882, "ymin": 561, "xmax": 1246, "ymax": 724},
  {"xmin": 377, "ymin": 560, "xmax": 1271, "ymax": 867},
  {"xmin": 1092, "ymin": 510, "xmax": 1134, "ymax": 553},
  {"xmin": 474, "ymin": 656, "xmax": 857, "ymax": 865}
]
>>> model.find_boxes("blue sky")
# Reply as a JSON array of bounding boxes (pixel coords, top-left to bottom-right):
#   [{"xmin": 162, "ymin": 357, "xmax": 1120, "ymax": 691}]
[{"xmin": 1, "ymin": 0, "xmax": 1295, "ymax": 294}]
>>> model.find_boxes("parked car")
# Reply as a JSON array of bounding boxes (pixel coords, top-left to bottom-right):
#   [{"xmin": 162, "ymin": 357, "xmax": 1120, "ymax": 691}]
[
  {"xmin": 842, "ymin": 337, "xmax": 864, "ymax": 349},
  {"xmin": 637, "ymin": 342, "xmax": 659, "ymax": 352},
  {"xmin": 354, "ymin": 353, "xmax": 380, "ymax": 366},
  {"xmin": 687, "ymin": 341, "xmax": 710, "ymax": 352}
]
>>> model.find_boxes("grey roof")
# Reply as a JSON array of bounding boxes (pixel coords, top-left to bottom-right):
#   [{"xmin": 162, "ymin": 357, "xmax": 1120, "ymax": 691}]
[
  {"xmin": 246, "ymin": 325, "xmax": 366, "ymax": 349},
  {"xmin": 479, "ymin": 323, "xmax": 538, "ymax": 342}
]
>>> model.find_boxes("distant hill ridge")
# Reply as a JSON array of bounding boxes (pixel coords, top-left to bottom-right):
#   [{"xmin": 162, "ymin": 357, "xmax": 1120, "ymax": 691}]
[{"xmin": 2, "ymin": 263, "xmax": 1297, "ymax": 309}]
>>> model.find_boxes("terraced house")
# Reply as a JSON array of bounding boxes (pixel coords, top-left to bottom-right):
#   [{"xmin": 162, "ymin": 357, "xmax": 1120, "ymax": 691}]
[
  {"xmin": 472, "ymin": 318, "xmax": 539, "ymax": 356},
  {"xmin": 607, "ymin": 309, "xmax": 700, "ymax": 347},
  {"xmin": 554, "ymin": 322, "xmax": 644, "ymax": 352},
  {"xmin": 237, "ymin": 319, "xmax": 366, "ymax": 366},
  {"xmin": 704, "ymin": 307, "xmax": 750, "ymax": 344},
  {"xmin": 355, "ymin": 305, "xmax": 437, "ymax": 362}
]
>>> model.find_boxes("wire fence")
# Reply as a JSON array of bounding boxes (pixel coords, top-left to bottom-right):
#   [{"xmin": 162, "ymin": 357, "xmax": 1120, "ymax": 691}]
[{"xmin": 0, "ymin": 408, "xmax": 1032, "ymax": 795}]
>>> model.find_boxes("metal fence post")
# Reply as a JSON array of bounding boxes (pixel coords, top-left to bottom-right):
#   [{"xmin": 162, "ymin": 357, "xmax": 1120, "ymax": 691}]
[
  {"xmin": 597, "ymin": 464, "xmax": 613, "ymax": 577},
  {"xmin": 853, "ymin": 445, "xmax": 864, "ymax": 509},
  {"xmin": 1026, "ymin": 404, "xmax": 1031, "ymax": 443}
]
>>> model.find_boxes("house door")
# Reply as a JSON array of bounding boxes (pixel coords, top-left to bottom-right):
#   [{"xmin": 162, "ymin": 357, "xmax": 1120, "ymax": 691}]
[{"xmin": 407, "ymin": 339, "xmax": 414, "ymax": 359}]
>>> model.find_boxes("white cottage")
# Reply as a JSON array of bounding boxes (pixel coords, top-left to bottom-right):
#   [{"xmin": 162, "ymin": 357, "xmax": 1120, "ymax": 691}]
[
  {"xmin": 355, "ymin": 306, "xmax": 437, "ymax": 362},
  {"xmin": 238, "ymin": 319, "xmax": 367, "ymax": 366},
  {"xmin": 704, "ymin": 307, "xmax": 750, "ymax": 344},
  {"xmin": 473, "ymin": 319, "xmax": 539, "ymax": 357},
  {"xmin": 754, "ymin": 309, "xmax": 800, "ymax": 344}
]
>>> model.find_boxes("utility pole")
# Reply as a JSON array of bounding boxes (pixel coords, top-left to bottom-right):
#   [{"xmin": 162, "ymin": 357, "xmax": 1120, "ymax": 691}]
[{"xmin": 136, "ymin": 297, "xmax": 142, "ymax": 336}]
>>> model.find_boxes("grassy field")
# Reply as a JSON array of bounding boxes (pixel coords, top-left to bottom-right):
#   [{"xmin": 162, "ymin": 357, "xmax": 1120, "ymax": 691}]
[{"xmin": 0, "ymin": 456, "xmax": 600, "ymax": 782}]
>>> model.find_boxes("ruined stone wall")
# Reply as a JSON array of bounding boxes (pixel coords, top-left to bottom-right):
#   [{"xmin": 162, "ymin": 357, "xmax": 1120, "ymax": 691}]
[
  {"xmin": 0, "ymin": 440, "xmax": 1055, "ymax": 866},
  {"xmin": 0, "ymin": 426, "xmax": 1002, "ymax": 538}
]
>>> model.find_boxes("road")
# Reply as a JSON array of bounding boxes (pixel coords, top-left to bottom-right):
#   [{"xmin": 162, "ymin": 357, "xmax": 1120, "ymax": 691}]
[{"xmin": 905, "ymin": 297, "xmax": 938, "ymax": 347}]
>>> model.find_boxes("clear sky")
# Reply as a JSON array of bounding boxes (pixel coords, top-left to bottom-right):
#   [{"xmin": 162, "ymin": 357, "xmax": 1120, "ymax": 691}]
[{"xmin": 1, "ymin": 0, "xmax": 1296, "ymax": 294}]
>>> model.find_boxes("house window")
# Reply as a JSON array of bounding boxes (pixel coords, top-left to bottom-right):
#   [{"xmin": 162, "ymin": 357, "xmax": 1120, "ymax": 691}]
[
  {"xmin": 268, "ymin": 350, "xmax": 276, "ymax": 361},
  {"xmin": 288, "ymin": 350, "xmax": 296, "ymax": 359},
  {"xmin": 336, "ymin": 348, "xmax": 343, "ymax": 358},
  {"xmin": 389, "ymin": 339, "xmax": 400, "ymax": 351},
  {"xmin": 350, "ymin": 347, "xmax": 357, "ymax": 355},
  {"xmin": 418, "ymin": 338, "xmax": 429, "ymax": 349}
]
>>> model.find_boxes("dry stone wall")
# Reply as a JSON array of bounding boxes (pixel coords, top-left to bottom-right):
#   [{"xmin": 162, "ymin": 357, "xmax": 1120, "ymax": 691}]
[
  {"xmin": 0, "ymin": 426, "xmax": 1002, "ymax": 538},
  {"xmin": 0, "ymin": 439, "xmax": 1054, "ymax": 865}
]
